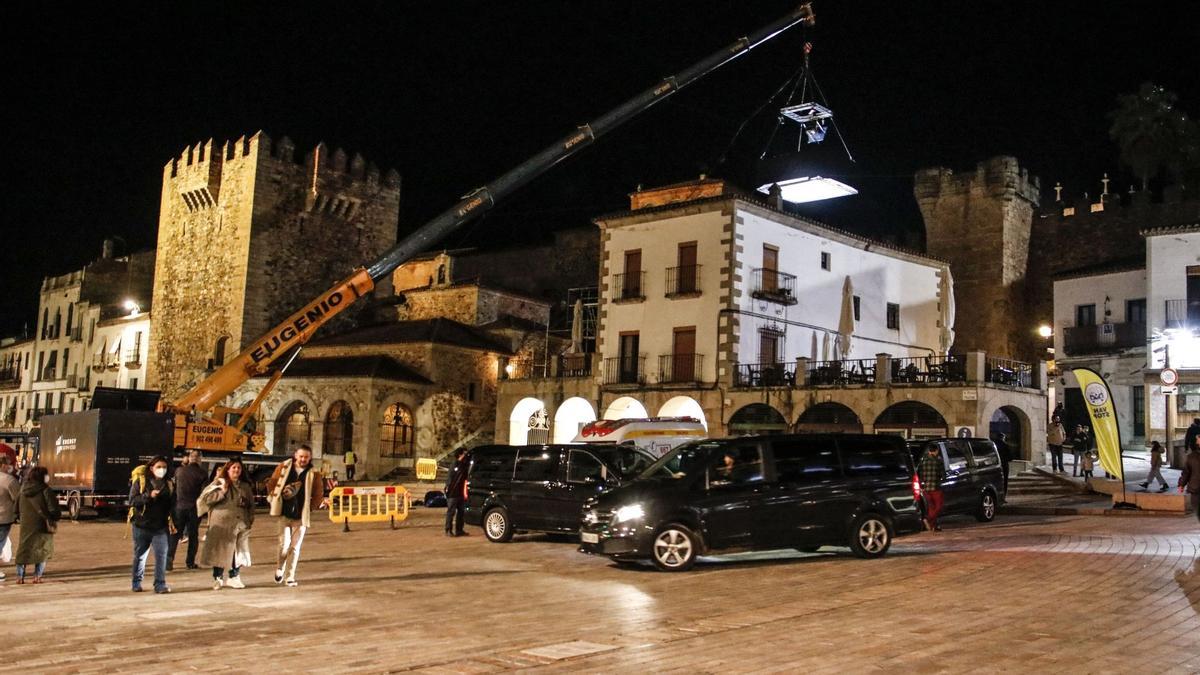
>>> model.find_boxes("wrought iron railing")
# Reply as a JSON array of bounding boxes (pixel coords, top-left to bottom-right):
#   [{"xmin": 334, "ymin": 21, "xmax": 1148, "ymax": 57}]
[
  {"xmin": 665, "ymin": 265, "xmax": 701, "ymax": 297},
  {"xmin": 556, "ymin": 353, "xmax": 592, "ymax": 378},
  {"xmin": 658, "ymin": 353, "xmax": 703, "ymax": 383},
  {"xmin": 613, "ymin": 272, "xmax": 645, "ymax": 301},
  {"xmin": 806, "ymin": 359, "xmax": 876, "ymax": 385},
  {"xmin": 985, "ymin": 356, "xmax": 1033, "ymax": 388},
  {"xmin": 750, "ymin": 268, "xmax": 798, "ymax": 304},
  {"xmin": 734, "ymin": 361, "xmax": 795, "ymax": 387},
  {"xmin": 603, "ymin": 356, "xmax": 645, "ymax": 385},
  {"xmin": 124, "ymin": 349, "xmax": 142, "ymax": 366},
  {"xmin": 890, "ymin": 355, "xmax": 966, "ymax": 384},
  {"xmin": 1063, "ymin": 322, "xmax": 1145, "ymax": 356}
]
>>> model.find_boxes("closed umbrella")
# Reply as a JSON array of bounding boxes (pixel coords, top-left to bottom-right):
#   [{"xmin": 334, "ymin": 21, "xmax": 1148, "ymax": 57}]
[
  {"xmin": 837, "ymin": 275, "xmax": 855, "ymax": 358},
  {"xmin": 570, "ymin": 298, "xmax": 584, "ymax": 354},
  {"xmin": 938, "ymin": 268, "xmax": 956, "ymax": 355},
  {"xmin": 821, "ymin": 331, "xmax": 830, "ymax": 362}
]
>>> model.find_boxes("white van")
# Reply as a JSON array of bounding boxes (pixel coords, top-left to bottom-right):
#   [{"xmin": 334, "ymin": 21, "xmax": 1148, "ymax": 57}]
[{"xmin": 572, "ymin": 417, "xmax": 707, "ymax": 457}]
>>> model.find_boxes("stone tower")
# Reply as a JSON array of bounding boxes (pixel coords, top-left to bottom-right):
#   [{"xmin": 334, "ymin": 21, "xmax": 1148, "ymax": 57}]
[
  {"xmin": 148, "ymin": 131, "xmax": 401, "ymax": 399},
  {"xmin": 915, "ymin": 157, "xmax": 1040, "ymax": 359}
]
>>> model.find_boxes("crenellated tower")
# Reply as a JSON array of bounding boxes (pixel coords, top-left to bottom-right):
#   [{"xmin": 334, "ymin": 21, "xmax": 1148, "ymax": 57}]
[
  {"xmin": 915, "ymin": 156, "xmax": 1041, "ymax": 359},
  {"xmin": 148, "ymin": 131, "xmax": 401, "ymax": 399}
]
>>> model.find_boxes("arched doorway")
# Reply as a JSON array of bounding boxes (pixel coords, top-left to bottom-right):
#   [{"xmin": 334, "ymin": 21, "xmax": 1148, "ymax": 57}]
[
  {"xmin": 728, "ymin": 403, "xmax": 787, "ymax": 435},
  {"xmin": 274, "ymin": 401, "xmax": 311, "ymax": 455},
  {"xmin": 509, "ymin": 397, "xmax": 548, "ymax": 445},
  {"xmin": 657, "ymin": 396, "xmax": 708, "ymax": 430},
  {"xmin": 553, "ymin": 397, "xmax": 597, "ymax": 443},
  {"xmin": 603, "ymin": 396, "xmax": 648, "ymax": 421},
  {"xmin": 323, "ymin": 401, "xmax": 354, "ymax": 456},
  {"xmin": 990, "ymin": 405, "xmax": 1028, "ymax": 461},
  {"xmin": 380, "ymin": 403, "xmax": 415, "ymax": 458},
  {"xmin": 795, "ymin": 402, "xmax": 863, "ymax": 433},
  {"xmin": 874, "ymin": 401, "xmax": 947, "ymax": 439}
]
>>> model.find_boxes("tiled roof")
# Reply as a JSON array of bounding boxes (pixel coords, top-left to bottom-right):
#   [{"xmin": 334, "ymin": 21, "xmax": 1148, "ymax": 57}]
[
  {"xmin": 253, "ymin": 355, "xmax": 432, "ymax": 384},
  {"xmin": 1053, "ymin": 254, "xmax": 1146, "ymax": 280},
  {"xmin": 308, "ymin": 318, "xmax": 513, "ymax": 354},
  {"xmin": 1140, "ymin": 221, "xmax": 1200, "ymax": 237}
]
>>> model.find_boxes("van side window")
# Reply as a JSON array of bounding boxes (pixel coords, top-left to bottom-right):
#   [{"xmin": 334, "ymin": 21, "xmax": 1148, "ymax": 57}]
[
  {"xmin": 945, "ymin": 441, "xmax": 970, "ymax": 471},
  {"xmin": 567, "ymin": 450, "xmax": 606, "ymax": 484},
  {"xmin": 709, "ymin": 445, "xmax": 764, "ymax": 487},
  {"xmin": 967, "ymin": 440, "xmax": 1000, "ymax": 468},
  {"xmin": 771, "ymin": 437, "xmax": 839, "ymax": 484},
  {"xmin": 838, "ymin": 437, "xmax": 909, "ymax": 478},
  {"xmin": 470, "ymin": 450, "xmax": 516, "ymax": 480},
  {"xmin": 514, "ymin": 448, "xmax": 558, "ymax": 482}
]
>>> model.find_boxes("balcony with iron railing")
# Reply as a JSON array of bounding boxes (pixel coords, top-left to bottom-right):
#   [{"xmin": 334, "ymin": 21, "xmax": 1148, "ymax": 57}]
[
  {"xmin": 31, "ymin": 409, "xmax": 60, "ymax": 423},
  {"xmin": 612, "ymin": 272, "xmax": 645, "ymax": 302},
  {"xmin": 889, "ymin": 355, "xmax": 967, "ymax": 384},
  {"xmin": 734, "ymin": 361, "xmax": 795, "ymax": 387},
  {"xmin": 555, "ymin": 353, "xmax": 593, "ymax": 378},
  {"xmin": 733, "ymin": 353, "xmax": 1028, "ymax": 389},
  {"xmin": 124, "ymin": 348, "xmax": 142, "ymax": 367},
  {"xmin": 806, "ymin": 358, "xmax": 878, "ymax": 386},
  {"xmin": 603, "ymin": 356, "xmax": 645, "ymax": 386},
  {"xmin": 70, "ymin": 325, "xmax": 83, "ymax": 342},
  {"xmin": 1063, "ymin": 322, "xmax": 1146, "ymax": 356},
  {"xmin": 0, "ymin": 367, "xmax": 21, "ymax": 389},
  {"xmin": 37, "ymin": 367, "xmax": 59, "ymax": 383},
  {"xmin": 750, "ymin": 268, "xmax": 798, "ymax": 305},
  {"xmin": 664, "ymin": 265, "xmax": 702, "ymax": 298},
  {"xmin": 985, "ymin": 355, "xmax": 1033, "ymax": 388},
  {"xmin": 658, "ymin": 353, "xmax": 703, "ymax": 384}
]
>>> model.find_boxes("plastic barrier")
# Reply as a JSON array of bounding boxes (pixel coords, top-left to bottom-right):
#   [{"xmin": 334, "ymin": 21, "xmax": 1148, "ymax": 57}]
[
  {"xmin": 328, "ymin": 485, "xmax": 410, "ymax": 531},
  {"xmin": 415, "ymin": 457, "xmax": 439, "ymax": 481}
]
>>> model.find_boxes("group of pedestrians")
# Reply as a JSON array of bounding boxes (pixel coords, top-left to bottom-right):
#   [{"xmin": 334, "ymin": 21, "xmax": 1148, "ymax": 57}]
[
  {"xmin": 0, "ymin": 452, "xmax": 60, "ymax": 583},
  {"xmin": 125, "ymin": 444, "xmax": 324, "ymax": 594}
]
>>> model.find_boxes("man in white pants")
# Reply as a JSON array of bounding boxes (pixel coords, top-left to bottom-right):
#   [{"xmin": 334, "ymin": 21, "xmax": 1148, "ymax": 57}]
[{"xmin": 267, "ymin": 445, "xmax": 324, "ymax": 587}]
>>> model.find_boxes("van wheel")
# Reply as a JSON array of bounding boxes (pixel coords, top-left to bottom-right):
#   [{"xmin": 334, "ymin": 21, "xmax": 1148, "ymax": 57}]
[
  {"xmin": 67, "ymin": 493, "xmax": 82, "ymax": 521},
  {"xmin": 848, "ymin": 513, "xmax": 892, "ymax": 559},
  {"xmin": 651, "ymin": 523, "xmax": 698, "ymax": 572},
  {"xmin": 483, "ymin": 507, "xmax": 514, "ymax": 543},
  {"xmin": 975, "ymin": 490, "xmax": 998, "ymax": 522}
]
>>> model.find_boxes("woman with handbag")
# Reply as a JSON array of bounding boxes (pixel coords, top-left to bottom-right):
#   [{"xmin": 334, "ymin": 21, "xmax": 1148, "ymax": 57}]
[
  {"xmin": 198, "ymin": 459, "xmax": 255, "ymax": 590},
  {"xmin": 15, "ymin": 466, "xmax": 61, "ymax": 584}
]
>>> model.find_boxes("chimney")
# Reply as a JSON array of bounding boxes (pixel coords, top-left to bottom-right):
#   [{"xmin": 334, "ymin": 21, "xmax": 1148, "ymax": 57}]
[{"xmin": 101, "ymin": 238, "xmax": 114, "ymax": 260}]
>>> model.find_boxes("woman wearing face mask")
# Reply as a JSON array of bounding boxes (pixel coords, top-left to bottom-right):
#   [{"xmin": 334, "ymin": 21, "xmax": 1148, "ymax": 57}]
[
  {"xmin": 15, "ymin": 466, "xmax": 61, "ymax": 583},
  {"xmin": 128, "ymin": 456, "xmax": 175, "ymax": 594},
  {"xmin": 197, "ymin": 459, "xmax": 255, "ymax": 589}
]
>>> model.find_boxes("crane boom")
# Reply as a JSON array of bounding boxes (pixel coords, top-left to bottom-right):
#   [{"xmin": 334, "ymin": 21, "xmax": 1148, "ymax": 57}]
[{"xmin": 169, "ymin": 3, "xmax": 815, "ymax": 417}]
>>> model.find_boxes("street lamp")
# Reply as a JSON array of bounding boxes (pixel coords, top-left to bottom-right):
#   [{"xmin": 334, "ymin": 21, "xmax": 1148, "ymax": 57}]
[
  {"xmin": 123, "ymin": 299, "xmax": 141, "ymax": 317},
  {"xmin": 1037, "ymin": 324, "xmax": 1053, "ymax": 338}
]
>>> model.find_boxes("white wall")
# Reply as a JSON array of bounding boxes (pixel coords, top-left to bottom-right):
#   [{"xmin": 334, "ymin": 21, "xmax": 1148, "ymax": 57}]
[
  {"xmin": 601, "ymin": 209, "xmax": 730, "ymax": 382},
  {"xmin": 1051, "ymin": 268, "xmax": 1146, "ymax": 359},
  {"xmin": 734, "ymin": 206, "xmax": 944, "ymax": 363},
  {"xmin": 1147, "ymin": 230, "xmax": 1200, "ymax": 368}
]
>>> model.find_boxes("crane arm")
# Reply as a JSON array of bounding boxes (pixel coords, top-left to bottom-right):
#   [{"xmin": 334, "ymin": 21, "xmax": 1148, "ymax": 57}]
[{"xmin": 167, "ymin": 3, "xmax": 815, "ymax": 415}]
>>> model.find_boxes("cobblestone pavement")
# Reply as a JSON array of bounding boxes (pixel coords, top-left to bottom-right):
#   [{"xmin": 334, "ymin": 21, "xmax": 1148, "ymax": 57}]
[{"xmin": 2, "ymin": 508, "xmax": 1198, "ymax": 673}]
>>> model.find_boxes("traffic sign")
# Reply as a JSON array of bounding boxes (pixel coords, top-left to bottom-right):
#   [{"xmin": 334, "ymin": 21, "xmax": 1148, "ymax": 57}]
[
  {"xmin": 1160, "ymin": 368, "xmax": 1179, "ymax": 386},
  {"xmin": 1162, "ymin": 385, "xmax": 1178, "ymax": 395}
]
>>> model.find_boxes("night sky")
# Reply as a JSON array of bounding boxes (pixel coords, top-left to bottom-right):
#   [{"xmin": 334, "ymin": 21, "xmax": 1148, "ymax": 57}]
[{"xmin": 5, "ymin": 2, "xmax": 1198, "ymax": 335}]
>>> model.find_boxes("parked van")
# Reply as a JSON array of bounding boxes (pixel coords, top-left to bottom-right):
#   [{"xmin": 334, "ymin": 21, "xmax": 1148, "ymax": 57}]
[
  {"xmin": 464, "ymin": 444, "xmax": 657, "ymax": 542},
  {"xmin": 572, "ymin": 417, "xmax": 706, "ymax": 457},
  {"xmin": 579, "ymin": 433, "xmax": 923, "ymax": 571},
  {"xmin": 907, "ymin": 438, "xmax": 1006, "ymax": 522}
]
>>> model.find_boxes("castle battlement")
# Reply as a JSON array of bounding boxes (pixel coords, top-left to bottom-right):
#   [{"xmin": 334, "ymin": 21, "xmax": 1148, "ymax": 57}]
[{"xmin": 914, "ymin": 156, "xmax": 1041, "ymax": 207}]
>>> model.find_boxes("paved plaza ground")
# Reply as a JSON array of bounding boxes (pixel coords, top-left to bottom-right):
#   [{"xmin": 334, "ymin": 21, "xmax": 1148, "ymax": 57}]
[{"xmin": 2, "ymin": 507, "xmax": 1198, "ymax": 673}]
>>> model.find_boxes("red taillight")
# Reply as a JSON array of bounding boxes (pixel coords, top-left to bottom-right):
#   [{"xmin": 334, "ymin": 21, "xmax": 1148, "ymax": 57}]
[
  {"xmin": 464, "ymin": 480, "xmax": 469, "ymax": 499},
  {"xmin": 912, "ymin": 476, "xmax": 922, "ymax": 500}
]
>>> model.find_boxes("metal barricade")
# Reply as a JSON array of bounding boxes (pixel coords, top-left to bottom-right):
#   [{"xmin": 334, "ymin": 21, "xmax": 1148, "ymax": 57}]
[{"xmin": 328, "ymin": 485, "xmax": 410, "ymax": 531}]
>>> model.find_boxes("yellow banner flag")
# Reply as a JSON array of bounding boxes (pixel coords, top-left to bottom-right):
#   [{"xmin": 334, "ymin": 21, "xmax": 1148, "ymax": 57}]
[{"xmin": 1071, "ymin": 368, "xmax": 1123, "ymax": 479}]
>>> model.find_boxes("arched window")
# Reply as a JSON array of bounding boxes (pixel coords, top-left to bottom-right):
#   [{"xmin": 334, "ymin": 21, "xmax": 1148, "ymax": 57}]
[
  {"xmin": 323, "ymin": 401, "xmax": 354, "ymax": 456},
  {"xmin": 380, "ymin": 403, "xmax": 414, "ymax": 458},
  {"xmin": 274, "ymin": 401, "xmax": 311, "ymax": 455}
]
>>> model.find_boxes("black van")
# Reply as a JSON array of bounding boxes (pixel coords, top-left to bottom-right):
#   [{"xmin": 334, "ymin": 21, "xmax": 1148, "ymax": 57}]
[
  {"xmin": 578, "ymin": 434, "xmax": 923, "ymax": 571},
  {"xmin": 907, "ymin": 438, "xmax": 1007, "ymax": 522},
  {"xmin": 463, "ymin": 444, "xmax": 657, "ymax": 542}
]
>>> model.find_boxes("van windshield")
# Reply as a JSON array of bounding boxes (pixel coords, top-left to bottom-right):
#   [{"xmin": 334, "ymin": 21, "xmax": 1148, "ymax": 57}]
[
  {"xmin": 591, "ymin": 446, "xmax": 656, "ymax": 479},
  {"xmin": 639, "ymin": 441, "xmax": 717, "ymax": 480}
]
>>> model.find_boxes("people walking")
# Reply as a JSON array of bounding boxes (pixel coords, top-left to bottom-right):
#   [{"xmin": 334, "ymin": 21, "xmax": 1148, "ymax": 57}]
[
  {"xmin": 1080, "ymin": 449, "xmax": 1096, "ymax": 483},
  {"xmin": 1179, "ymin": 436, "xmax": 1200, "ymax": 524},
  {"xmin": 1184, "ymin": 418, "xmax": 1200, "ymax": 462},
  {"xmin": 0, "ymin": 453, "xmax": 20, "ymax": 581},
  {"xmin": 168, "ymin": 450, "xmax": 207, "ymax": 571},
  {"xmin": 1070, "ymin": 424, "xmax": 1087, "ymax": 477},
  {"xmin": 917, "ymin": 444, "xmax": 946, "ymax": 532},
  {"xmin": 129, "ymin": 456, "xmax": 175, "ymax": 594},
  {"xmin": 15, "ymin": 466, "xmax": 60, "ymax": 584},
  {"xmin": 1047, "ymin": 417, "xmax": 1067, "ymax": 473},
  {"xmin": 343, "ymin": 450, "xmax": 357, "ymax": 481},
  {"xmin": 1140, "ymin": 441, "xmax": 1169, "ymax": 492},
  {"xmin": 198, "ymin": 459, "xmax": 255, "ymax": 590},
  {"xmin": 993, "ymin": 433, "xmax": 1012, "ymax": 495},
  {"xmin": 267, "ymin": 444, "xmax": 324, "ymax": 587},
  {"xmin": 444, "ymin": 447, "xmax": 470, "ymax": 537}
]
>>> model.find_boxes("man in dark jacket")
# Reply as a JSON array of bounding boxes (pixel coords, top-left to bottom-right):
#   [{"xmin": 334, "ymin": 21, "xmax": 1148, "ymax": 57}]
[
  {"xmin": 129, "ymin": 456, "xmax": 174, "ymax": 594},
  {"xmin": 168, "ymin": 450, "xmax": 207, "ymax": 571},
  {"xmin": 1184, "ymin": 418, "xmax": 1200, "ymax": 464},
  {"xmin": 1179, "ymin": 437, "xmax": 1200, "ymax": 524},
  {"xmin": 443, "ymin": 448, "xmax": 470, "ymax": 537}
]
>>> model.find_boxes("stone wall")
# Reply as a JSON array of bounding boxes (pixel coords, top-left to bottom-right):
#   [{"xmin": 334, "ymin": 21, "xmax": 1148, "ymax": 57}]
[
  {"xmin": 148, "ymin": 132, "xmax": 400, "ymax": 399},
  {"xmin": 916, "ymin": 157, "xmax": 1040, "ymax": 359}
]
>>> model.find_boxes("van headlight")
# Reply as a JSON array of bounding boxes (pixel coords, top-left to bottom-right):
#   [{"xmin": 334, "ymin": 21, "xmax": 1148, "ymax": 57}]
[{"xmin": 612, "ymin": 503, "xmax": 644, "ymax": 525}]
